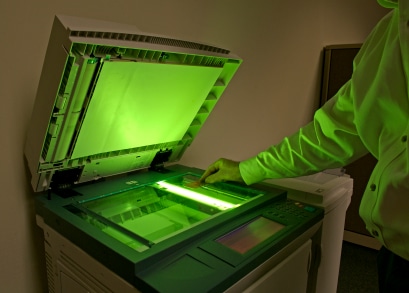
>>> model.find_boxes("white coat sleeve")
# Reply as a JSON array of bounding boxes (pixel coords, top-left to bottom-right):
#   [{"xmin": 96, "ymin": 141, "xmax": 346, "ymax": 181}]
[{"xmin": 239, "ymin": 80, "xmax": 368, "ymax": 185}]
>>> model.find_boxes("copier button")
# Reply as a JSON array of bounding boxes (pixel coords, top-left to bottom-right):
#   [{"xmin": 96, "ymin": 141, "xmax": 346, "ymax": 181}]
[
  {"xmin": 304, "ymin": 206, "xmax": 316, "ymax": 212},
  {"xmin": 370, "ymin": 184, "xmax": 377, "ymax": 191}
]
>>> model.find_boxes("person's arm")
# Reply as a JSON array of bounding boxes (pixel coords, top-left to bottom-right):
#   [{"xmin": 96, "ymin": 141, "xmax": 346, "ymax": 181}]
[
  {"xmin": 201, "ymin": 10, "xmax": 394, "ymax": 186},
  {"xmin": 240, "ymin": 80, "xmax": 369, "ymax": 185},
  {"xmin": 201, "ymin": 81, "xmax": 368, "ymax": 185}
]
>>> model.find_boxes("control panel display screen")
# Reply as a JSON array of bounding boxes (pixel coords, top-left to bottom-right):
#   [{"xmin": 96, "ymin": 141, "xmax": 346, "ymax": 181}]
[{"xmin": 216, "ymin": 216, "xmax": 285, "ymax": 254}]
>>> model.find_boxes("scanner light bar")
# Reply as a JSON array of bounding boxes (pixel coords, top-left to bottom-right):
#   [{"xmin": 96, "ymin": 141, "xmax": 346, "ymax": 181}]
[{"xmin": 156, "ymin": 181, "xmax": 239, "ymax": 211}]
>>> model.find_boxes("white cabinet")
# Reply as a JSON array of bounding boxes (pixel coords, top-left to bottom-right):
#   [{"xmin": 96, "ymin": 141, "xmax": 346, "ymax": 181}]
[
  {"xmin": 38, "ymin": 216, "xmax": 140, "ymax": 293},
  {"xmin": 243, "ymin": 240, "xmax": 311, "ymax": 293}
]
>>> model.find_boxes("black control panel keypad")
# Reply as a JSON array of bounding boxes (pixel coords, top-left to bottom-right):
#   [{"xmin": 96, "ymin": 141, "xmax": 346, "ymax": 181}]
[{"xmin": 266, "ymin": 199, "xmax": 319, "ymax": 222}]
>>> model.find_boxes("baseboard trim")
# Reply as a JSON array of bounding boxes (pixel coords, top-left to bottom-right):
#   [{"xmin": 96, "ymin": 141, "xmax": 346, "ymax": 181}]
[{"xmin": 343, "ymin": 230, "xmax": 382, "ymax": 250}]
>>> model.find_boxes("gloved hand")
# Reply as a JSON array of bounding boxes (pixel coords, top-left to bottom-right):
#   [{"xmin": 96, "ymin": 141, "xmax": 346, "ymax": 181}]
[{"xmin": 200, "ymin": 158, "xmax": 245, "ymax": 184}]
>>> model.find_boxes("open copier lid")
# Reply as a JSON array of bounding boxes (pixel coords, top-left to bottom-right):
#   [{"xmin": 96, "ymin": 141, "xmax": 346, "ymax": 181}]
[{"xmin": 24, "ymin": 15, "xmax": 242, "ymax": 192}]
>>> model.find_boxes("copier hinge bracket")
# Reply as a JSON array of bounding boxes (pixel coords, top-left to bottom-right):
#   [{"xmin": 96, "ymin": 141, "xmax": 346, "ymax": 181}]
[
  {"xmin": 49, "ymin": 168, "xmax": 83, "ymax": 198},
  {"xmin": 149, "ymin": 149, "xmax": 172, "ymax": 173}
]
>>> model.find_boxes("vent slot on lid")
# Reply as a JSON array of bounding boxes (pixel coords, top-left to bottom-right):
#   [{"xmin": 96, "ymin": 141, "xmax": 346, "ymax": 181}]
[{"xmin": 69, "ymin": 30, "xmax": 230, "ymax": 54}]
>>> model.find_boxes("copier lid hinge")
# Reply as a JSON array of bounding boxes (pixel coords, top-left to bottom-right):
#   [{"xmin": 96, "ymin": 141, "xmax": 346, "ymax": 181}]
[
  {"xmin": 149, "ymin": 149, "xmax": 172, "ymax": 173},
  {"xmin": 49, "ymin": 168, "xmax": 83, "ymax": 198}
]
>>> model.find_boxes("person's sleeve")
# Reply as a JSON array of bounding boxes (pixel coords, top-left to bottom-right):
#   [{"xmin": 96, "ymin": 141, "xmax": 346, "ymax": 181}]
[{"xmin": 239, "ymin": 80, "xmax": 368, "ymax": 185}]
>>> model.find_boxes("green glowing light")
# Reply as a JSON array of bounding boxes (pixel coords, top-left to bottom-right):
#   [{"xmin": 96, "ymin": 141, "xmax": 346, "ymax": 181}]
[{"xmin": 156, "ymin": 181, "xmax": 239, "ymax": 210}]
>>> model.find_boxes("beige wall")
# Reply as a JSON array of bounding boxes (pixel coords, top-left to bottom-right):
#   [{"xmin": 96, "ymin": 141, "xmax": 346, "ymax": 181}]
[{"xmin": 0, "ymin": 0, "xmax": 387, "ymax": 292}]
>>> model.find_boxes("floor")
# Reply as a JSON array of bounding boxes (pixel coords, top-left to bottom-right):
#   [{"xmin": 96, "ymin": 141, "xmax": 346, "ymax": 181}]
[{"xmin": 337, "ymin": 241, "xmax": 379, "ymax": 293}]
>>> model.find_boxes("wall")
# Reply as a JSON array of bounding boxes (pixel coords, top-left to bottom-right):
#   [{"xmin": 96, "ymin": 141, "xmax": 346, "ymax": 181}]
[{"xmin": 0, "ymin": 0, "xmax": 387, "ymax": 292}]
